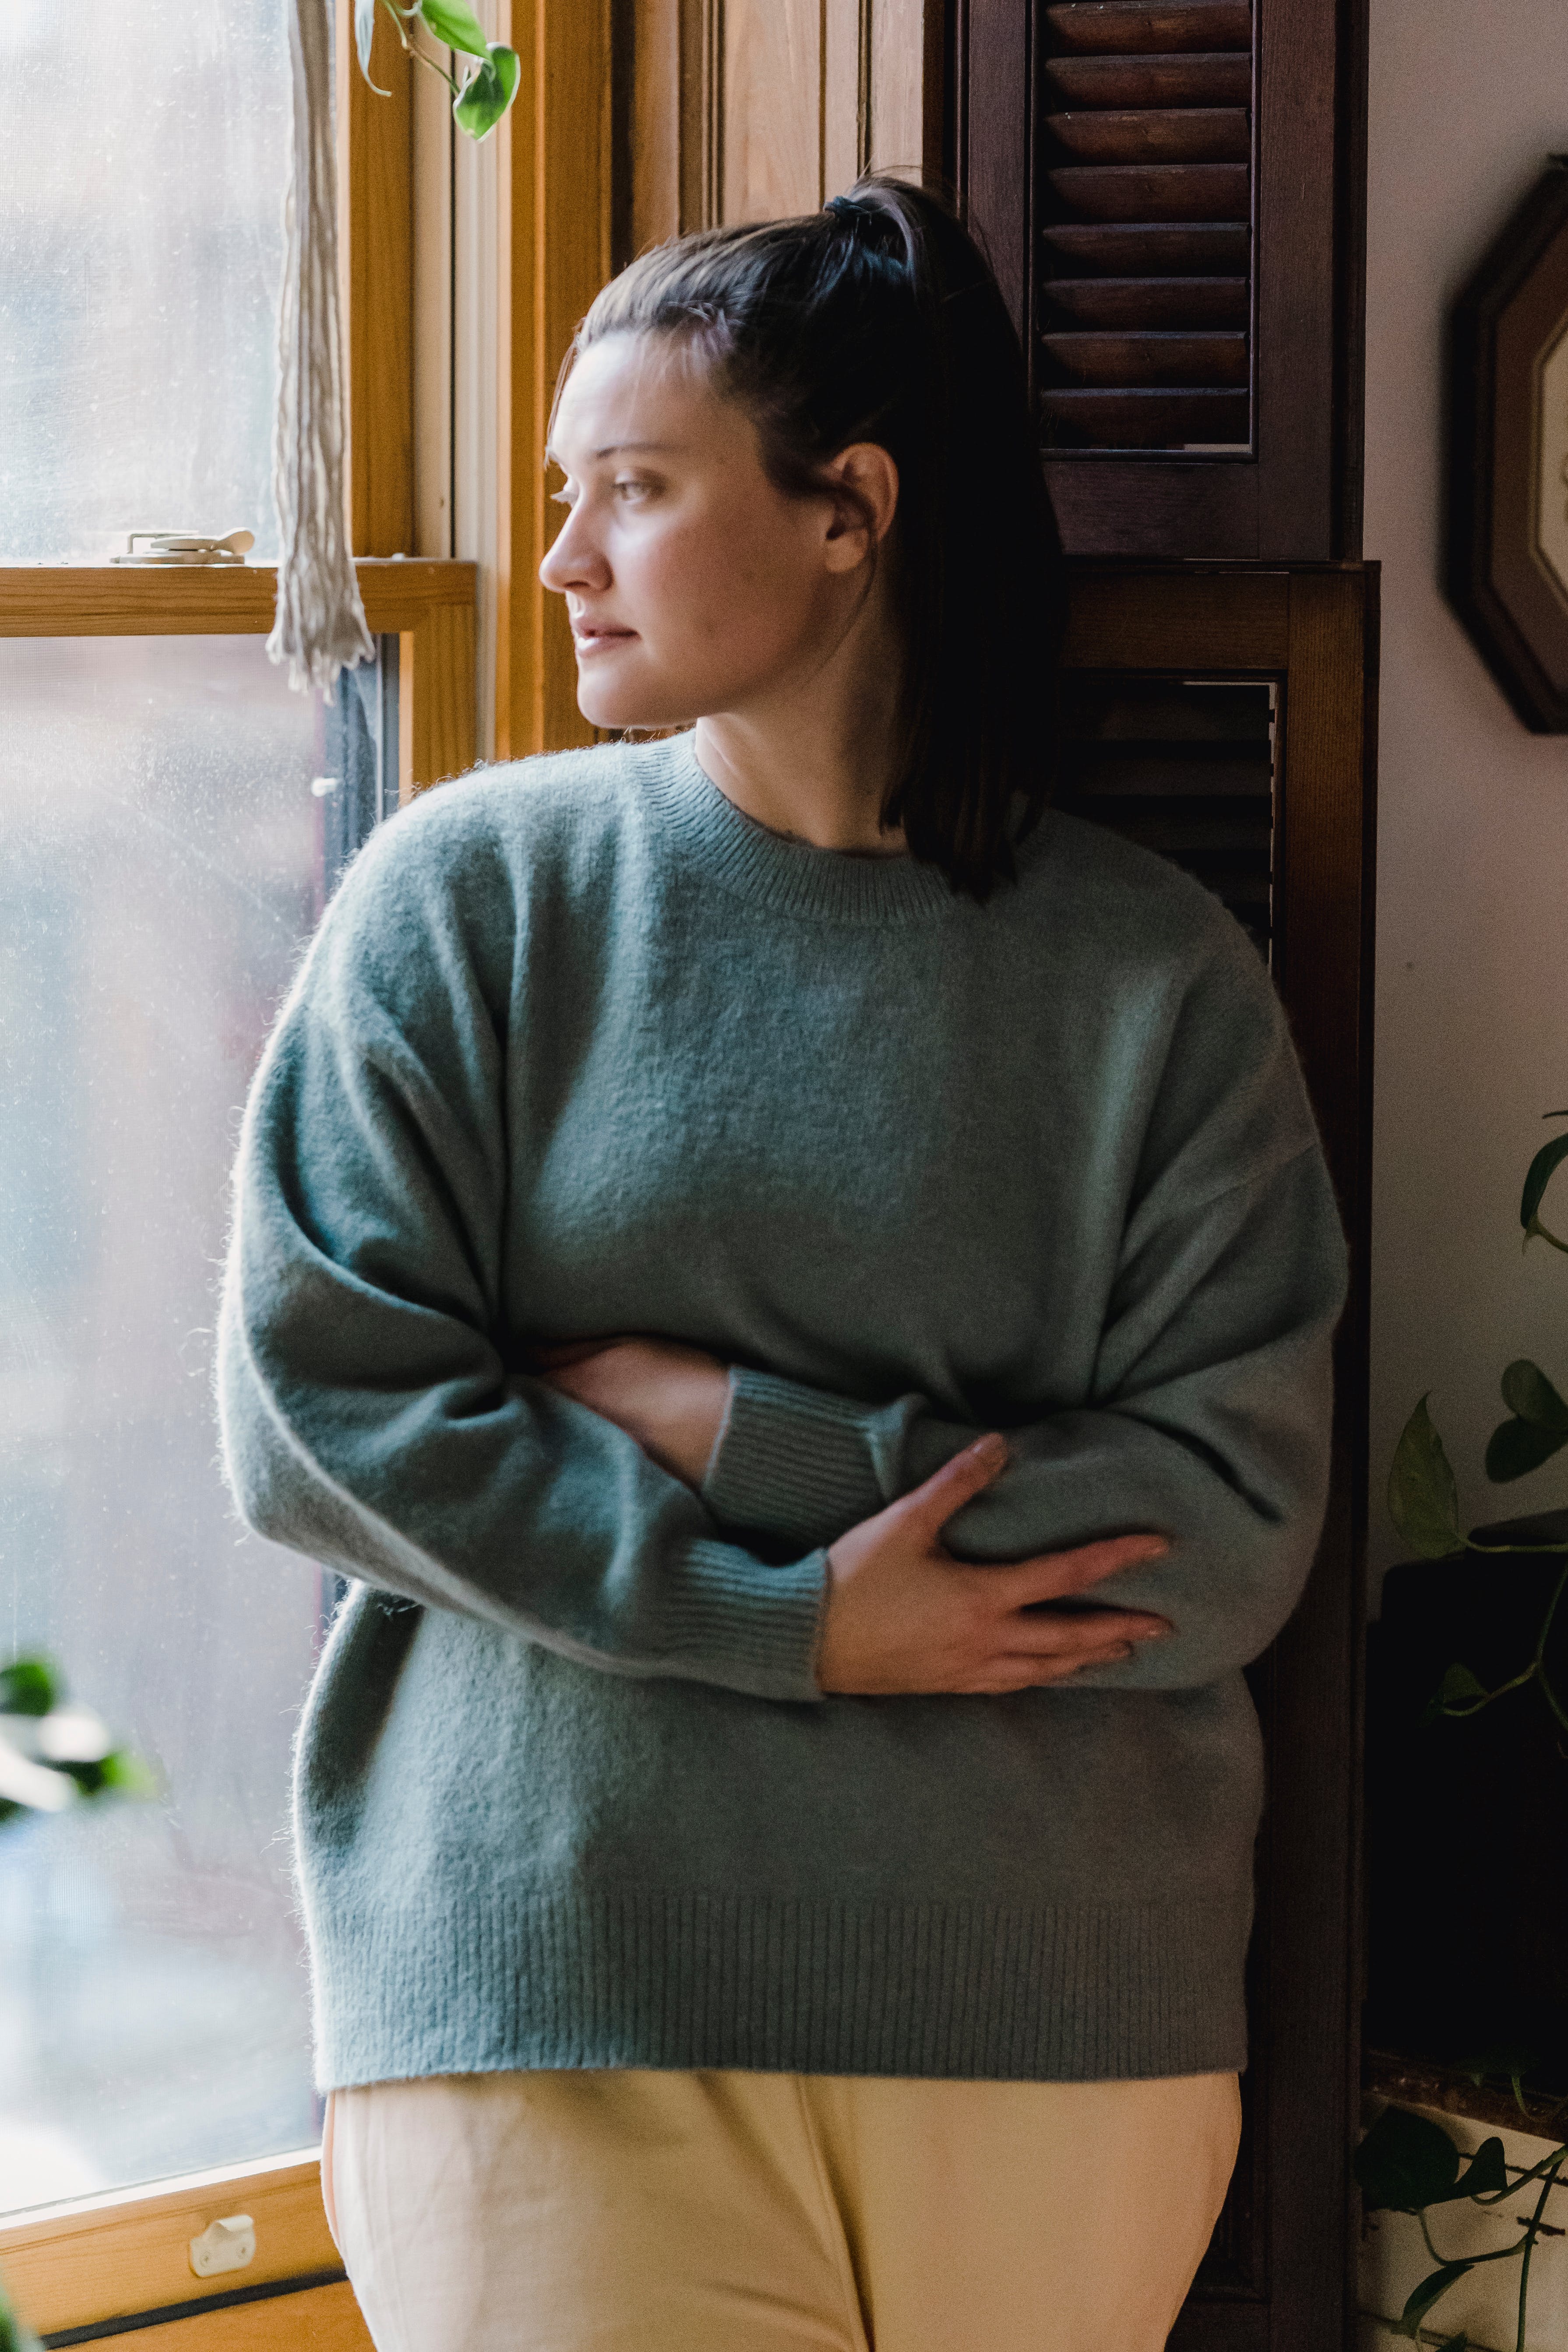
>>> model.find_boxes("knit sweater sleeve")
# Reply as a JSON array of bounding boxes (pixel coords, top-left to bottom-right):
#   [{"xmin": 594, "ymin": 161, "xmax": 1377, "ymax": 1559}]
[
  {"xmin": 703, "ymin": 944, "xmax": 1348, "ymax": 1694},
  {"xmin": 216, "ymin": 800, "xmax": 827, "ymax": 1707}
]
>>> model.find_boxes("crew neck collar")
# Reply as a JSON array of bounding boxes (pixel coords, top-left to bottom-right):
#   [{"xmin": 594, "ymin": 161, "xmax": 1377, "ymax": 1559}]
[{"xmin": 641, "ymin": 734, "xmax": 962, "ymax": 927}]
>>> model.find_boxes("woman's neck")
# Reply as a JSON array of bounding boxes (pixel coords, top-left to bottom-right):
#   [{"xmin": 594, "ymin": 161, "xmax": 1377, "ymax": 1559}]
[{"xmin": 693, "ymin": 582, "xmax": 908, "ymax": 856}]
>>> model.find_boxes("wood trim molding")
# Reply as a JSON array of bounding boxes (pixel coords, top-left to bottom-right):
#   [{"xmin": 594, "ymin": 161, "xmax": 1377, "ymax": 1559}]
[
  {"xmin": 337, "ymin": 0, "xmax": 416, "ymax": 557},
  {"xmin": 493, "ymin": 0, "xmax": 612, "ymax": 761},
  {"xmin": 0, "ymin": 2151, "xmax": 348, "ymax": 2342},
  {"xmin": 0, "ymin": 561, "xmax": 477, "ymax": 792}
]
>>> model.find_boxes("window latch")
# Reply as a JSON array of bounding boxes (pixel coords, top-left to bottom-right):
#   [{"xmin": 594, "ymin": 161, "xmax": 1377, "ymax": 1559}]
[{"xmin": 112, "ymin": 529, "xmax": 255, "ymax": 567}]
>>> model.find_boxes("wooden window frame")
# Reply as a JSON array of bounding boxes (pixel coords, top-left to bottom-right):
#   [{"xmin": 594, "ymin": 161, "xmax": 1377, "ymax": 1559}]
[
  {"xmin": 0, "ymin": 7, "xmax": 490, "ymax": 2339},
  {"xmin": 0, "ymin": 561, "xmax": 476, "ymax": 799}
]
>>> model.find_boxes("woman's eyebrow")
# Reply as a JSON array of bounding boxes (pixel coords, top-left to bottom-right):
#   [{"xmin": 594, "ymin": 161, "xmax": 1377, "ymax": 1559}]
[{"xmin": 544, "ymin": 440, "xmax": 685, "ymax": 465}]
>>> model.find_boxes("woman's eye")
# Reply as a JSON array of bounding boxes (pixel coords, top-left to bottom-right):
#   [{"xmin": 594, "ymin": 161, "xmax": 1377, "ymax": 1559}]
[{"xmin": 613, "ymin": 479, "xmax": 654, "ymax": 502}]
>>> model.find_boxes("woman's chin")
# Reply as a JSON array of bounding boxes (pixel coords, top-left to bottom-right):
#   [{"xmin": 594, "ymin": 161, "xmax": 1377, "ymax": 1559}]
[{"xmin": 575, "ymin": 674, "xmax": 696, "ymax": 735}]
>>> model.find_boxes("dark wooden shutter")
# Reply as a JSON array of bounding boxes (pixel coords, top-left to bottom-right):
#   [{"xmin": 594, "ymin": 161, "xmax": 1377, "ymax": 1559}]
[
  {"xmin": 1056, "ymin": 675, "xmax": 1275, "ymax": 957},
  {"xmin": 955, "ymin": 0, "xmax": 1367, "ymax": 559},
  {"xmin": 1058, "ymin": 566, "xmax": 1377, "ymax": 2352},
  {"xmin": 1041, "ymin": 0, "xmax": 1254, "ymax": 459}
]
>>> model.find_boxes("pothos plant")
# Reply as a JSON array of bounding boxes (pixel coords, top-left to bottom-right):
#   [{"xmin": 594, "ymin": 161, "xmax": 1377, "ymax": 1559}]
[
  {"xmin": 0, "ymin": 1660, "xmax": 148, "ymax": 2352},
  {"xmin": 1389, "ymin": 1107, "xmax": 1568, "ymax": 1732},
  {"xmin": 1366, "ymin": 1109, "xmax": 1568, "ymax": 2345},
  {"xmin": 1356, "ymin": 2098, "xmax": 1564, "ymax": 2352},
  {"xmin": 356, "ymin": 0, "xmax": 522, "ymax": 142}
]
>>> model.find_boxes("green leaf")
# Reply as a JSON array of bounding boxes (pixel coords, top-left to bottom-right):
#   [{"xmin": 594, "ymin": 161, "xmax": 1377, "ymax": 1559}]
[
  {"xmin": 0, "ymin": 1658, "xmax": 57, "ymax": 1718},
  {"xmin": 1421, "ymin": 1662, "xmax": 1491, "ymax": 1723},
  {"xmin": 452, "ymin": 44, "xmax": 520, "ymax": 138},
  {"xmin": 1521, "ymin": 1131, "xmax": 1568, "ymax": 1234},
  {"xmin": 1397, "ymin": 2262, "xmax": 1475, "ymax": 2337},
  {"xmin": 1441, "ymin": 2136, "xmax": 1510, "ymax": 2202},
  {"xmin": 418, "ymin": 0, "xmax": 491, "ymax": 57},
  {"xmin": 1355, "ymin": 2103, "xmax": 1462, "ymax": 2212},
  {"xmin": 1485, "ymin": 1415, "xmax": 1568, "ymax": 1482},
  {"xmin": 1501, "ymin": 1359, "xmax": 1568, "ymax": 1431},
  {"xmin": 0, "ymin": 2274, "xmax": 43, "ymax": 2352},
  {"xmin": 1389, "ymin": 1397, "xmax": 1465, "ymax": 1558}
]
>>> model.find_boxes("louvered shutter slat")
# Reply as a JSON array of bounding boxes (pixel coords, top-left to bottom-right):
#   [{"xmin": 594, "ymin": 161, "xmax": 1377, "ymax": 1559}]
[
  {"xmin": 1047, "ymin": 108, "xmax": 1249, "ymax": 163},
  {"xmin": 1044, "ymin": 276, "xmax": 1248, "ymax": 328},
  {"xmin": 1046, "ymin": 54, "xmax": 1252, "ymax": 107},
  {"xmin": 1056, "ymin": 677, "xmax": 1276, "ymax": 959},
  {"xmin": 1046, "ymin": 1, "xmax": 1252, "ymax": 52},
  {"xmin": 1040, "ymin": 0, "xmax": 1254, "ymax": 453}
]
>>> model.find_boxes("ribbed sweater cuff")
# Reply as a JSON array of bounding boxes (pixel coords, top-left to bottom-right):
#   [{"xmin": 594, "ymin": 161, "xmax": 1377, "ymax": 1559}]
[
  {"xmin": 668, "ymin": 1536, "xmax": 829, "ymax": 1702},
  {"xmin": 703, "ymin": 1367, "xmax": 887, "ymax": 1550}
]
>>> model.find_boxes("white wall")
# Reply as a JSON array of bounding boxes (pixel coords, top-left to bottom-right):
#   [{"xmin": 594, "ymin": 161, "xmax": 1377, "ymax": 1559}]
[{"xmin": 1366, "ymin": 0, "xmax": 1568, "ymax": 1598}]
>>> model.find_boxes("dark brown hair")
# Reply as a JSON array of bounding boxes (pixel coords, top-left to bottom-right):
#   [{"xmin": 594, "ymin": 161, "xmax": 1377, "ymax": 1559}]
[{"xmin": 573, "ymin": 176, "xmax": 1064, "ymax": 902}]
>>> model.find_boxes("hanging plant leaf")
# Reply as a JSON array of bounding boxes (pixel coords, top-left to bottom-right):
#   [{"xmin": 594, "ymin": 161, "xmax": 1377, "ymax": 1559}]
[
  {"xmin": 1488, "ymin": 1359, "xmax": 1568, "ymax": 1480},
  {"xmin": 453, "ymin": 44, "xmax": 520, "ymax": 139},
  {"xmin": 1420, "ymin": 1661, "xmax": 1491, "ymax": 1723},
  {"xmin": 1397, "ymin": 2264, "xmax": 1475, "ymax": 2338},
  {"xmin": 0, "ymin": 1658, "xmax": 56, "ymax": 1718},
  {"xmin": 1445, "ymin": 2136, "xmax": 1509, "ymax": 2200},
  {"xmin": 418, "ymin": 0, "xmax": 492, "ymax": 59},
  {"xmin": 1521, "ymin": 1130, "xmax": 1568, "ymax": 1241},
  {"xmin": 1486, "ymin": 1413, "xmax": 1568, "ymax": 1482},
  {"xmin": 1355, "ymin": 2103, "xmax": 1463, "ymax": 2211},
  {"xmin": 356, "ymin": 0, "xmax": 378, "ymax": 78},
  {"xmin": 1388, "ymin": 1397, "xmax": 1465, "ymax": 1558}
]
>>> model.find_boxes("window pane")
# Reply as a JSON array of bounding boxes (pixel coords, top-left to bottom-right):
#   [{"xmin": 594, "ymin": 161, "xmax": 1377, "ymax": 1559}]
[
  {"xmin": 0, "ymin": 2, "xmax": 289, "ymax": 560},
  {"xmin": 0, "ymin": 637, "xmax": 334, "ymax": 2211}
]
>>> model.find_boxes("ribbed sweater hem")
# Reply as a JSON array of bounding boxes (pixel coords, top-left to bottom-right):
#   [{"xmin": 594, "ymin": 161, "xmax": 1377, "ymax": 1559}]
[{"xmin": 310, "ymin": 1883, "xmax": 1252, "ymax": 2089}]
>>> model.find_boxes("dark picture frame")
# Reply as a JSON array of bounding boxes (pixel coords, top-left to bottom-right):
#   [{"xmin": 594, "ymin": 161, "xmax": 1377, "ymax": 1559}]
[{"xmin": 1450, "ymin": 156, "xmax": 1568, "ymax": 730}]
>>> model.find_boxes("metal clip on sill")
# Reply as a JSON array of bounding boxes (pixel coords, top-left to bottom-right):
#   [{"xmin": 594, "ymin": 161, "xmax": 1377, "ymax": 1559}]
[{"xmin": 111, "ymin": 529, "xmax": 256, "ymax": 567}]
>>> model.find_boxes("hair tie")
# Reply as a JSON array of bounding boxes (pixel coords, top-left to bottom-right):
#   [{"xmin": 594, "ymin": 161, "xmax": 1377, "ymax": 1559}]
[{"xmin": 825, "ymin": 193, "xmax": 888, "ymax": 240}]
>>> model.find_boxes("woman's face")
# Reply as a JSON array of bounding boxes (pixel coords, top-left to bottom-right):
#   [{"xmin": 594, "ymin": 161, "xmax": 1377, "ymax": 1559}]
[{"xmin": 540, "ymin": 331, "xmax": 884, "ymax": 733}]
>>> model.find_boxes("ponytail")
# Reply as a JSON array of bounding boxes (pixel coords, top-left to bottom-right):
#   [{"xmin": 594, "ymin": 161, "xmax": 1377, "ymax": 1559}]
[{"xmin": 575, "ymin": 176, "xmax": 1064, "ymax": 903}]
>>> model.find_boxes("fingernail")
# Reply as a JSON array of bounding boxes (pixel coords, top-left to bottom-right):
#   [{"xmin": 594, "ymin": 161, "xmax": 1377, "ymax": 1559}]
[
  {"xmin": 971, "ymin": 1433, "xmax": 1007, "ymax": 1465},
  {"xmin": 1135, "ymin": 1625, "xmax": 1173, "ymax": 1641}
]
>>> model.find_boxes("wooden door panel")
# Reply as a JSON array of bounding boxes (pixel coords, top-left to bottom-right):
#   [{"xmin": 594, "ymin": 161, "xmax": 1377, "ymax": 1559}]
[{"xmin": 1062, "ymin": 566, "xmax": 1375, "ymax": 2351}]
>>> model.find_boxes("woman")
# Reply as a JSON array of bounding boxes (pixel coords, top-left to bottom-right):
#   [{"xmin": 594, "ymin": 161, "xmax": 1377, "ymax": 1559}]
[{"xmin": 218, "ymin": 179, "xmax": 1345, "ymax": 2351}]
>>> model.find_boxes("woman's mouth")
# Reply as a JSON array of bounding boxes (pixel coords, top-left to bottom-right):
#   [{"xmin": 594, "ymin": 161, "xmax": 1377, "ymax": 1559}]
[{"xmin": 572, "ymin": 626, "xmax": 637, "ymax": 659}]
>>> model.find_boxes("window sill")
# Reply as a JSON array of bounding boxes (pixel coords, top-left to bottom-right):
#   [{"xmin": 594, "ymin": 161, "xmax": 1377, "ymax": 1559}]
[{"xmin": 0, "ymin": 2149, "xmax": 366, "ymax": 2347}]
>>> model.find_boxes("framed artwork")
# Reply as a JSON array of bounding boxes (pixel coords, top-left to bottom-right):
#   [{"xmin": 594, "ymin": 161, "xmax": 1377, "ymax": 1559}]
[{"xmin": 1451, "ymin": 156, "xmax": 1568, "ymax": 730}]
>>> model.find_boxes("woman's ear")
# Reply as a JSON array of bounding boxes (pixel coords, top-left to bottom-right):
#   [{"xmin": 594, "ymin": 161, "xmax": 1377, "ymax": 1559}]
[{"xmin": 821, "ymin": 443, "xmax": 899, "ymax": 573}]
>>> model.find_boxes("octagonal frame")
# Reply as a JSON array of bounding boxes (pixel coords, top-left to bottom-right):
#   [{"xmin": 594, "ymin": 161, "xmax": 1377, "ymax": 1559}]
[{"xmin": 1449, "ymin": 155, "xmax": 1568, "ymax": 731}]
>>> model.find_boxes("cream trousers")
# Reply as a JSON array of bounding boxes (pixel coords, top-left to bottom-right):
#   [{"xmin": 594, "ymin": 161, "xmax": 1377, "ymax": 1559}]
[{"xmin": 324, "ymin": 2066, "xmax": 1240, "ymax": 2352}]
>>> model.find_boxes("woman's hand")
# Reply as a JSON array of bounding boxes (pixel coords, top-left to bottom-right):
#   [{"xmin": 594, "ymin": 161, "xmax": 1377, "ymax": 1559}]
[
  {"xmin": 533, "ymin": 1337, "xmax": 730, "ymax": 1489},
  {"xmin": 817, "ymin": 1433, "xmax": 1171, "ymax": 1696}
]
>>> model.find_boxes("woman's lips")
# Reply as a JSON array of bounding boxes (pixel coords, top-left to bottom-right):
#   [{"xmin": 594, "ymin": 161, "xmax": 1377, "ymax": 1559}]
[{"xmin": 572, "ymin": 627, "xmax": 636, "ymax": 659}]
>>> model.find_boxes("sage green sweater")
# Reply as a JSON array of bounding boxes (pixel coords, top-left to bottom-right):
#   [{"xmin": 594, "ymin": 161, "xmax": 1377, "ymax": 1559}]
[{"xmin": 218, "ymin": 734, "xmax": 1345, "ymax": 2089}]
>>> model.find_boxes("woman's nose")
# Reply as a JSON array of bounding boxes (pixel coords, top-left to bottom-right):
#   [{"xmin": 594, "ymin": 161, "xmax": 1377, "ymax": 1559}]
[{"xmin": 539, "ymin": 501, "xmax": 610, "ymax": 595}]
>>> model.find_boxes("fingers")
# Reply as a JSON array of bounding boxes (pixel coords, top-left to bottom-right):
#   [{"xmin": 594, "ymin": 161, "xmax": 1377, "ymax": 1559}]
[
  {"xmin": 899, "ymin": 1433, "xmax": 1010, "ymax": 1536},
  {"xmin": 999, "ymin": 1531, "xmax": 1169, "ymax": 1607},
  {"xmin": 960, "ymin": 1644, "xmax": 1137, "ymax": 1694},
  {"xmin": 994, "ymin": 1604, "xmax": 1169, "ymax": 1657}
]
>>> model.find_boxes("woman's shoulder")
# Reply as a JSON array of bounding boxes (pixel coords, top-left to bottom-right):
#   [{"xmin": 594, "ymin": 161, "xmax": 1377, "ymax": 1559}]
[
  {"xmin": 331, "ymin": 738, "xmax": 670, "ymax": 915},
  {"xmin": 1011, "ymin": 807, "xmax": 1262, "ymax": 983}
]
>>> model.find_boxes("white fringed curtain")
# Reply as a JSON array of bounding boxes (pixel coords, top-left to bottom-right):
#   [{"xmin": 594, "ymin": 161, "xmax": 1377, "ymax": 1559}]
[{"xmin": 268, "ymin": 0, "xmax": 374, "ymax": 696}]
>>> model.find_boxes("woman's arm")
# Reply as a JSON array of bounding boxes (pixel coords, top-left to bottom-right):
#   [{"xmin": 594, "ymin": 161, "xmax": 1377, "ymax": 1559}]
[
  {"xmin": 705, "ymin": 1141, "xmax": 1345, "ymax": 1691},
  {"xmin": 542, "ymin": 1092, "xmax": 1346, "ymax": 1694},
  {"xmin": 219, "ymin": 804, "xmax": 1170, "ymax": 1704}
]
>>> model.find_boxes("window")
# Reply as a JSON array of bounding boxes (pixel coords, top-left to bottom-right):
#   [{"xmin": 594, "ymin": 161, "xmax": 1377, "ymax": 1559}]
[{"xmin": 0, "ymin": 0, "xmax": 482, "ymax": 2337}]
